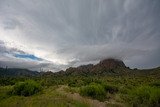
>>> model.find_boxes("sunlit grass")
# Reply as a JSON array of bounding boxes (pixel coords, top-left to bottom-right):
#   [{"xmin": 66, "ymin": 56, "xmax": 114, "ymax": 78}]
[{"xmin": 0, "ymin": 86, "xmax": 89, "ymax": 107}]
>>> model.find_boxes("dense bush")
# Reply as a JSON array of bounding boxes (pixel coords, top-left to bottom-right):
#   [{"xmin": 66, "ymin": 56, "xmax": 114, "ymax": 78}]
[
  {"xmin": 80, "ymin": 83, "xmax": 106, "ymax": 101},
  {"xmin": 150, "ymin": 81, "xmax": 160, "ymax": 87},
  {"xmin": 68, "ymin": 79, "xmax": 85, "ymax": 87},
  {"xmin": 11, "ymin": 80, "xmax": 42, "ymax": 96},
  {"xmin": 0, "ymin": 77, "xmax": 27, "ymax": 86},
  {"xmin": 102, "ymin": 84, "xmax": 119, "ymax": 94},
  {"xmin": 128, "ymin": 86, "xmax": 160, "ymax": 107}
]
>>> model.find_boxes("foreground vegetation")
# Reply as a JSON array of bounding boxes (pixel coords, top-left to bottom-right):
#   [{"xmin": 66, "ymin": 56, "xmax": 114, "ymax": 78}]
[{"xmin": 0, "ymin": 73, "xmax": 159, "ymax": 107}]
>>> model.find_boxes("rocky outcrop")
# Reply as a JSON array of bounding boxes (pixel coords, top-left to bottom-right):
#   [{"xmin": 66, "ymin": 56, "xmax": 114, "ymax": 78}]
[
  {"xmin": 57, "ymin": 58, "xmax": 127, "ymax": 76},
  {"xmin": 97, "ymin": 58, "xmax": 126, "ymax": 69}
]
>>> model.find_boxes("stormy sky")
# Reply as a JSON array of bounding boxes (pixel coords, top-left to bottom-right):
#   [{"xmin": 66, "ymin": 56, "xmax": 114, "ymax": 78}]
[{"xmin": 0, "ymin": 0, "xmax": 160, "ymax": 72}]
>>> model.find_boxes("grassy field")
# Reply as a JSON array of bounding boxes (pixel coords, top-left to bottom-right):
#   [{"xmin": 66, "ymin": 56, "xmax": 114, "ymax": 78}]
[
  {"xmin": 0, "ymin": 85, "xmax": 91, "ymax": 107},
  {"xmin": 0, "ymin": 70, "xmax": 160, "ymax": 107}
]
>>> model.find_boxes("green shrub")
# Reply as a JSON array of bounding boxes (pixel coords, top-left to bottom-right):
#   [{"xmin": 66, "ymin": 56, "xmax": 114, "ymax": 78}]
[
  {"xmin": 150, "ymin": 81, "xmax": 160, "ymax": 87},
  {"xmin": 80, "ymin": 83, "xmax": 106, "ymax": 101},
  {"xmin": 119, "ymin": 86, "xmax": 130, "ymax": 94},
  {"xmin": 11, "ymin": 80, "xmax": 42, "ymax": 96},
  {"xmin": 128, "ymin": 86, "xmax": 160, "ymax": 107},
  {"xmin": 102, "ymin": 84, "xmax": 119, "ymax": 94},
  {"xmin": 68, "ymin": 79, "xmax": 85, "ymax": 87}
]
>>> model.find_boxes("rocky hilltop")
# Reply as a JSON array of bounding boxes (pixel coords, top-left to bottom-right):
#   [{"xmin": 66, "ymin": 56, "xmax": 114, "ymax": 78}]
[
  {"xmin": 55, "ymin": 58, "xmax": 128, "ymax": 76},
  {"xmin": 98, "ymin": 58, "xmax": 126, "ymax": 69}
]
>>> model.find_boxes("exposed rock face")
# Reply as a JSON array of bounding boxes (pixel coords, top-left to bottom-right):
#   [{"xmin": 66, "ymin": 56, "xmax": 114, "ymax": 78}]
[
  {"xmin": 98, "ymin": 58, "xmax": 126, "ymax": 69},
  {"xmin": 59, "ymin": 58, "xmax": 127, "ymax": 76},
  {"xmin": 89, "ymin": 58, "xmax": 126, "ymax": 74},
  {"xmin": 65, "ymin": 64, "xmax": 94, "ymax": 75}
]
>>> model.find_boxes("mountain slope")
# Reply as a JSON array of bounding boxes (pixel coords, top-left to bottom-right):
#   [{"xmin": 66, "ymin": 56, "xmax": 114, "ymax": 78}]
[
  {"xmin": 0, "ymin": 68, "xmax": 40, "ymax": 77},
  {"xmin": 54, "ymin": 58, "xmax": 130, "ymax": 76},
  {"xmin": 54, "ymin": 58, "xmax": 160, "ymax": 77}
]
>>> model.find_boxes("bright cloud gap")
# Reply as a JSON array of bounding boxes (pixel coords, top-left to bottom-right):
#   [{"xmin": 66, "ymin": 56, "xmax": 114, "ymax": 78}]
[{"xmin": 14, "ymin": 54, "xmax": 42, "ymax": 61}]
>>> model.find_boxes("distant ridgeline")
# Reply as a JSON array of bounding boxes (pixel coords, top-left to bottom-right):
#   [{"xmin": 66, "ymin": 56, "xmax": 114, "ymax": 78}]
[
  {"xmin": 0, "ymin": 58, "xmax": 160, "ymax": 77},
  {"xmin": 53, "ymin": 58, "xmax": 130, "ymax": 76},
  {"xmin": 52, "ymin": 58, "xmax": 160, "ymax": 77},
  {"xmin": 0, "ymin": 67, "xmax": 40, "ymax": 77}
]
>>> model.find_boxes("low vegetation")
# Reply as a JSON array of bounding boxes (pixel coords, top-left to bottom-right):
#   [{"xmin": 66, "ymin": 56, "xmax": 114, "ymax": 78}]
[
  {"xmin": 10, "ymin": 80, "xmax": 42, "ymax": 96},
  {"xmin": 80, "ymin": 83, "xmax": 106, "ymax": 101},
  {"xmin": 127, "ymin": 86, "xmax": 160, "ymax": 107},
  {"xmin": 0, "ymin": 70, "xmax": 160, "ymax": 107},
  {"xmin": 102, "ymin": 84, "xmax": 119, "ymax": 94}
]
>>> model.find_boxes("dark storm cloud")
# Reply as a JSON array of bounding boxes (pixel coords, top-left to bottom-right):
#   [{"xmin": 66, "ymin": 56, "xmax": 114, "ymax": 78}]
[{"xmin": 0, "ymin": 0, "xmax": 160, "ymax": 71}]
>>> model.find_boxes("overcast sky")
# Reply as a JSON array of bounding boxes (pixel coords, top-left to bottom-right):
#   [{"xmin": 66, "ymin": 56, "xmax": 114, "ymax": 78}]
[{"xmin": 0, "ymin": 0, "xmax": 160, "ymax": 72}]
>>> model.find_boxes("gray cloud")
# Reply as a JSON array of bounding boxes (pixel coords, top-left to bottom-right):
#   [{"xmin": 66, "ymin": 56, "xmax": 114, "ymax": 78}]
[
  {"xmin": 0, "ymin": 0, "xmax": 160, "ymax": 71},
  {"xmin": 0, "ymin": 40, "xmax": 62, "ymax": 71}
]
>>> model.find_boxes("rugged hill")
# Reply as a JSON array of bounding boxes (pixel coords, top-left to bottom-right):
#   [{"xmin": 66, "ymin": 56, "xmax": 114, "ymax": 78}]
[
  {"xmin": 55, "ymin": 58, "xmax": 130, "ymax": 76},
  {"xmin": 0, "ymin": 67, "xmax": 40, "ymax": 77},
  {"xmin": 98, "ymin": 58, "xmax": 126, "ymax": 69},
  {"xmin": 54, "ymin": 58, "xmax": 160, "ymax": 77},
  {"xmin": 1, "ymin": 58, "xmax": 159, "ymax": 77}
]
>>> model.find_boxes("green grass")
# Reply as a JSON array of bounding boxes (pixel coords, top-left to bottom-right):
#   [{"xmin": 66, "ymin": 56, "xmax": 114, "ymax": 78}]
[
  {"xmin": 0, "ymin": 71, "xmax": 160, "ymax": 107},
  {"xmin": 80, "ymin": 83, "xmax": 106, "ymax": 101},
  {"xmin": 0, "ymin": 86, "xmax": 12, "ymax": 101},
  {"xmin": 127, "ymin": 86, "xmax": 160, "ymax": 107},
  {"xmin": 0, "ymin": 86, "xmax": 89, "ymax": 107}
]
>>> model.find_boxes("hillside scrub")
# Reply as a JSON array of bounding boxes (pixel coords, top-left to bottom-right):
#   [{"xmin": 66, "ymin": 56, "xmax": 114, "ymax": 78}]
[
  {"xmin": 102, "ymin": 84, "xmax": 119, "ymax": 94},
  {"xmin": 80, "ymin": 83, "xmax": 106, "ymax": 101},
  {"xmin": 0, "ymin": 70, "xmax": 160, "ymax": 107},
  {"xmin": 127, "ymin": 86, "xmax": 160, "ymax": 107},
  {"xmin": 11, "ymin": 80, "xmax": 42, "ymax": 96},
  {"xmin": 150, "ymin": 81, "xmax": 160, "ymax": 87}
]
